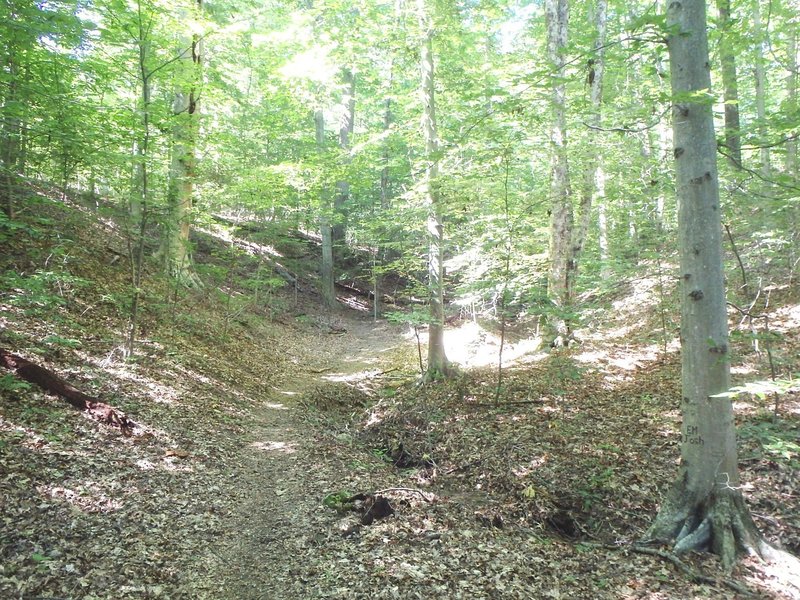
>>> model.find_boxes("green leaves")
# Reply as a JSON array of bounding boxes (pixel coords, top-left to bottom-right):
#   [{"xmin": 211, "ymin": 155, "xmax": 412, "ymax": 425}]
[
  {"xmin": 0, "ymin": 374, "xmax": 32, "ymax": 394},
  {"xmin": 322, "ymin": 490, "xmax": 353, "ymax": 511},
  {"xmin": 715, "ymin": 377, "xmax": 799, "ymax": 401}
]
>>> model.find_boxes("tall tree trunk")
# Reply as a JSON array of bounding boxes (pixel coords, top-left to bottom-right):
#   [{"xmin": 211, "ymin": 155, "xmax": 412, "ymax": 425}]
[
  {"xmin": 646, "ymin": 0, "xmax": 766, "ymax": 568},
  {"xmin": 786, "ymin": 28, "xmax": 798, "ymax": 177},
  {"xmin": 130, "ymin": 25, "xmax": 150, "ymax": 228},
  {"xmin": 16, "ymin": 64, "xmax": 29, "ymax": 180},
  {"xmin": 333, "ymin": 68, "xmax": 355, "ymax": 257},
  {"xmin": 316, "ymin": 109, "xmax": 336, "ymax": 309},
  {"xmin": 576, "ymin": 0, "xmax": 607, "ymax": 278},
  {"xmin": 753, "ymin": 0, "xmax": 770, "ymax": 177},
  {"xmin": 418, "ymin": 0, "xmax": 451, "ymax": 380},
  {"xmin": 375, "ymin": 66, "xmax": 394, "ymax": 319},
  {"xmin": 162, "ymin": 0, "xmax": 202, "ymax": 287},
  {"xmin": 716, "ymin": 0, "xmax": 742, "ymax": 168},
  {"xmin": 126, "ymin": 4, "xmax": 153, "ymax": 359},
  {"xmin": 545, "ymin": 0, "xmax": 573, "ymax": 347},
  {"xmin": 597, "ymin": 176, "xmax": 609, "ymax": 277},
  {"xmin": 1, "ymin": 51, "xmax": 20, "ymax": 217},
  {"xmin": 655, "ymin": 47, "xmax": 675, "ymax": 228}
]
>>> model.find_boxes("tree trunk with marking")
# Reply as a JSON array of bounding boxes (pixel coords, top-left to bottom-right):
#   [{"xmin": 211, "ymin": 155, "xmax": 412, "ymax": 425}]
[{"xmin": 646, "ymin": 0, "xmax": 765, "ymax": 569}]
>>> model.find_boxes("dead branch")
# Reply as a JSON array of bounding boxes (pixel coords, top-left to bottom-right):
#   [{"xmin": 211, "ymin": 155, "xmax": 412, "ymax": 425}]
[
  {"xmin": 0, "ymin": 348, "xmax": 135, "ymax": 435},
  {"xmin": 373, "ymin": 487, "xmax": 435, "ymax": 503},
  {"xmin": 467, "ymin": 399, "xmax": 548, "ymax": 408}
]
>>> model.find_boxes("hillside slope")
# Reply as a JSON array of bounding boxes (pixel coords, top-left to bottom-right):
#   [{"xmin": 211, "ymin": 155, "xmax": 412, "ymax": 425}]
[{"xmin": 1, "ymin": 194, "xmax": 799, "ymax": 599}]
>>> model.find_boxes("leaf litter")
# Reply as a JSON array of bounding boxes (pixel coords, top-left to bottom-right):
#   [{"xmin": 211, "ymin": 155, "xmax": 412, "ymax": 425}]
[{"xmin": 1, "ymin": 197, "xmax": 799, "ymax": 599}]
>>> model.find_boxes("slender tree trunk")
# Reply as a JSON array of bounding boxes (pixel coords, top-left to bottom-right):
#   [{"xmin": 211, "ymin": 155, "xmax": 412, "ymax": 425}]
[
  {"xmin": 333, "ymin": 68, "xmax": 355, "ymax": 257},
  {"xmin": 126, "ymin": 2, "xmax": 153, "ymax": 358},
  {"xmin": 655, "ymin": 47, "xmax": 676, "ymax": 228},
  {"xmin": 162, "ymin": 1, "xmax": 202, "ymax": 287},
  {"xmin": 418, "ymin": 0, "xmax": 451, "ymax": 380},
  {"xmin": 716, "ymin": 0, "xmax": 742, "ymax": 168},
  {"xmin": 787, "ymin": 22, "xmax": 799, "ymax": 281},
  {"xmin": 545, "ymin": 0, "xmax": 573, "ymax": 347},
  {"xmin": 786, "ymin": 28, "xmax": 798, "ymax": 177},
  {"xmin": 753, "ymin": 0, "xmax": 770, "ymax": 177},
  {"xmin": 1, "ymin": 51, "xmax": 20, "ymax": 217},
  {"xmin": 130, "ymin": 43, "xmax": 148, "ymax": 227},
  {"xmin": 16, "ymin": 64, "xmax": 29, "ymax": 179},
  {"xmin": 576, "ymin": 0, "xmax": 607, "ymax": 278},
  {"xmin": 315, "ymin": 109, "xmax": 336, "ymax": 309},
  {"xmin": 597, "ymin": 175, "xmax": 609, "ymax": 277},
  {"xmin": 647, "ymin": 127, "xmax": 666, "ymax": 229},
  {"xmin": 646, "ymin": 0, "xmax": 766, "ymax": 568},
  {"xmin": 375, "ymin": 66, "xmax": 394, "ymax": 319}
]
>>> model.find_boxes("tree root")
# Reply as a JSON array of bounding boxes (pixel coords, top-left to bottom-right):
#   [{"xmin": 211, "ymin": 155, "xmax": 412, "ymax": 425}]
[
  {"xmin": 646, "ymin": 482, "xmax": 765, "ymax": 570},
  {"xmin": 629, "ymin": 544, "xmax": 757, "ymax": 597},
  {"xmin": 586, "ymin": 542, "xmax": 757, "ymax": 597}
]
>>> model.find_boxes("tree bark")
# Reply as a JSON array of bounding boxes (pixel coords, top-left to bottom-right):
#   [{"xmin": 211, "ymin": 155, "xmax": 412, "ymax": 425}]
[
  {"xmin": 333, "ymin": 68, "xmax": 355, "ymax": 257},
  {"xmin": 786, "ymin": 27, "xmax": 797, "ymax": 177},
  {"xmin": 577, "ymin": 0, "xmax": 607, "ymax": 279},
  {"xmin": 375, "ymin": 65, "xmax": 394, "ymax": 319},
  {"xmin": 1, "ymin": 50, "xmax": 20, "ymax": 218},
  {"xmin": 0, "ymin": 349, "xmax": 135, "ymax": 435},
  {"xmin": 545, "ymin": 0, "xmax": 573, "ymax": 347},
  {"xmin": 646, "ymin": 0, "xmax": 765, "ymax": 569},
  {"xmin": 162, "ymin": 0, "xmax": 202, "ymax": 287},
  {"xmin": 716, "ymin": 0, "xmax": 742, "ymax": 168},
  {"xmin": 418, "ymin": 0, "xmax": 451, "ymax": 380},
  {"xmin": 315, "ymin": 109, "xmax": 336, "ymax": 309},
  {"xmin": 126, "ymin": 2, "xmax": 153, "ymax": 359},
  {"xmin": 752, "ymin": 0, "xmax": 770, "ymax": 177}
]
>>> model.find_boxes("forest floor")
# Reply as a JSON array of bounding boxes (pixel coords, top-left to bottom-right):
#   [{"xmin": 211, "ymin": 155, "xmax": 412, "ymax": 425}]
[{"xmin": 1, "ymin": 194, "xmax": 800, "ymax": 599}]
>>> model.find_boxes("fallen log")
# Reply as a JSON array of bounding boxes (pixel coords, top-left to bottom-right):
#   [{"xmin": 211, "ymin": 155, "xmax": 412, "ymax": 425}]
[{"xmin": 0, "ymin": 348, "xmax": 135, "ymax": 435}]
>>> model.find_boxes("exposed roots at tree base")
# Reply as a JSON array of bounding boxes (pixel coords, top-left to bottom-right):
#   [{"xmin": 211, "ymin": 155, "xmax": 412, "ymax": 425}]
[
  {"xmin": 645, "ymin": 484, "xmax": 767, "ymax": 571},
  {"xmin": 585, "ymin": 542, "xmax": 757, "ymax": 596},
  {"xmin": 421, "ymin": 361, "xmax": 458, "ymax": 384}
]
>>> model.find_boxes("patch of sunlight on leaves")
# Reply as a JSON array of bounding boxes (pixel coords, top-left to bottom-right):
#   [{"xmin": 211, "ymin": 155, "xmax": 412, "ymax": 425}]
[
  {"xmin": 718, "ymin": 377, "xmax": 799, "ymax": 401},
  {"xmin": 251, "ymin": 440, "xmax": 296, "ymax": 454},
  {"xmin": 37, "ymin": 482, "xmax": 124, "ymax": 513}
]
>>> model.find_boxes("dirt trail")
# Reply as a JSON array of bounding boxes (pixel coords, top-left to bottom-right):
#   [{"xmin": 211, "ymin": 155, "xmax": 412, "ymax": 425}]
[{"xmin": 186, "ymin": 313, "xmax": 407, "ymax": 599}]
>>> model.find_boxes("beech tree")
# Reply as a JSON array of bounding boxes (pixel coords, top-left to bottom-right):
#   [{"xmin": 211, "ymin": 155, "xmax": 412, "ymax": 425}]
[
  {"xmin": 417, "ymin": 0, "xmax": 451, "ymax": 381},
  {"xmin": 645, "ymin": 0, "xmax": 765, "ymax": 567},
  {"xmin": 333, "ymin": 67, "xmax": 355, "ymax": 259},
  {"xmin": 544, "ymin": 0, "xmax": 574, "ymax": 347},
  {"xmin": 315, "ymin": 109, "xmax": 336, "ymax": 309},
  {"xmin": 161, "ymin": 0, "xmax": 203, "ymax": 287},
  {"xmin": 716, "ymin": 0, "xmax": 742, "ymax": 168}
]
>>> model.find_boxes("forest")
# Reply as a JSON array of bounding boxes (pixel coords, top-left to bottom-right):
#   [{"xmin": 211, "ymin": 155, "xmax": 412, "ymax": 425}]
[{"xmin": 1, "ymin": 0, "xmax": 799, "ymax": 597}]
